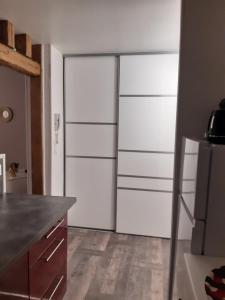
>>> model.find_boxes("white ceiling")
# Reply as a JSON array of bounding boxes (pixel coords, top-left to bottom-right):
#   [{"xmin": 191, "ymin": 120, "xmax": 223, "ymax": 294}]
[{"xmin": 0, "ymin": 0, "xmax": 181, "ymax": 54}]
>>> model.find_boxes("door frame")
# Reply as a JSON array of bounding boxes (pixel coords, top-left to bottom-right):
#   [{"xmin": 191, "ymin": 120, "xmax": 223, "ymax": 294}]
[{"xmin": 30, "ymin": 45, "xmax": 43, "ymax": 194}]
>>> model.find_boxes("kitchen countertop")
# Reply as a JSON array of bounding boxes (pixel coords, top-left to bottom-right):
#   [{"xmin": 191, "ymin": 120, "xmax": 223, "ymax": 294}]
[
  {"xmin": 0, "ymin": 193, "xmax": 76, "ymax": 274},
  {"xmin": 184, "ymin": 253, "xmax": 225, "ymax": 300}
]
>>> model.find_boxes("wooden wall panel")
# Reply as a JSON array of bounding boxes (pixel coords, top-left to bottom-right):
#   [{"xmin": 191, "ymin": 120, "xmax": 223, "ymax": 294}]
[{"xmin": 30, "ymin": 45, "xmax": 43, "ymax": 194}]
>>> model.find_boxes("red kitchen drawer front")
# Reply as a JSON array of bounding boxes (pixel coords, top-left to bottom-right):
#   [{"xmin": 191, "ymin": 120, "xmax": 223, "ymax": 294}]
[
  {"xmin": 42, "ymin": 264, "xmax": 67, "ymax": 300},
  {"xmin": 30, "ymin": 227, "xmax": 68, "ymax": 300},
  {"xmin": 30, "ymin": 215, "xmax": 67, "ymax": 267},
  {"xmin": 0, "ymin": 253, "xmax": 29, "ymax": 299}
]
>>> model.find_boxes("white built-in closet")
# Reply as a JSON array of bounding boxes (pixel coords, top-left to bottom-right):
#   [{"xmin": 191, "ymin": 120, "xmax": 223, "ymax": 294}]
[
  {"xmin": 65, "ymin": 56, "xmax": 117, "ymax": 230},
  {"xmin": 64, "ymin": 53, "xmax": 179, "ymax": 237}
]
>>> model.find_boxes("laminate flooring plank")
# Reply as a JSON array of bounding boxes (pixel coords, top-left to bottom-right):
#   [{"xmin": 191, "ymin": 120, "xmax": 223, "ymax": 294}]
[
  {"xmin": 65, "ymin": 254, "xmax": 100, "ymax": 300},
  {"xmin": 100, "ymin": 245, "xmax": 130, "ymax": 295},
  {"xmin": 151, "ymin": 238, "xmax": 164, "ymax": 266},
  {"xmin": 149, "ymin": 269, "xmax": 165, "ymax": 300},
  {"xmin": 68, "ymin": 235, "xmax": 83, "ymax": 262},
  {"xmin": 64, "ymin": 228, "xmax": 170, "ymax": 300},
  {"xmin": 79, "ymin": 230, "xmax": 111, "ymax": 252}
]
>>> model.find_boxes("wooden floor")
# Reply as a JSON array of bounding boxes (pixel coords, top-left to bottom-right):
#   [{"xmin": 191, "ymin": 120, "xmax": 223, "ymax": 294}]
[{"xmin": 63, "ymin": 228, "xmax": 170, "ymax": 300}]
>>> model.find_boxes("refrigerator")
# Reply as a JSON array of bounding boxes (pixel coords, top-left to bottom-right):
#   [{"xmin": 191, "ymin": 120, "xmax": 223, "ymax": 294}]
[
  {"xmin": 179, "ymin": 137, "xmax": 225, "ymax": 257},
  {"xmin": 171, "ymin": 137, "xmax": 225, "ymax": 299}
]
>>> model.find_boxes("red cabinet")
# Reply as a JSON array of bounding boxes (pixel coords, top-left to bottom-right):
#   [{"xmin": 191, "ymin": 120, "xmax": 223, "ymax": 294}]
[
  {"xmin": 30, "ymin": 225, "xmax": 67, "ymax": 299},
  {"xmin": 0, "ymin": 254, "xmax": 29, "ymax": 299},
  {"xmin": 29, "ymin": 217, "xmax": 67, "ymax": 267},
  {"xmin": 0, "ymin": 214, "xmax": 68, "ymax": 300}
]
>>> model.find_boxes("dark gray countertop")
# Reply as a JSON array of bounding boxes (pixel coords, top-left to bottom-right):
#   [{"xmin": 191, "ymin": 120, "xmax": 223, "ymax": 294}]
[{"xmin": 0, "ymin": 193, "xmax": 76, "ymax": 274}]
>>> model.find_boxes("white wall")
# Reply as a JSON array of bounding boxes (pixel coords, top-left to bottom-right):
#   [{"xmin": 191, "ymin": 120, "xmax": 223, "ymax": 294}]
[
  {"xmin": 50, "ymin": 46, "xmax": 64, "ymax": 196},
  {"xmin": 55, "ymin": 0, "xmax": 181, "ymax": 53},
  {"xmin": 0, "ymin": 0, "xmax": 181, "ymax": 54},
  {"xmin": 42, "ymin": 45, "xmax": 51, "ymax": 195},
  {"xmin": 42, "ymin": 45, "xmax": 64, "ymax": 196},
  {"xmin": 0, "ymin": 67, "xmax": 27, "ymax": 169}
]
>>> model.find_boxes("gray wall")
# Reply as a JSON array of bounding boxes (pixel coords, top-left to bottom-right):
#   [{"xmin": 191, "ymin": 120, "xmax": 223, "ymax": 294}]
[
  {"xmin": 0, "ymin": 67, "xmax": 27, "ymax": 170},
  {"xmin": 169, "ymin": 0, "xmax": 225, "ymax": 298}
]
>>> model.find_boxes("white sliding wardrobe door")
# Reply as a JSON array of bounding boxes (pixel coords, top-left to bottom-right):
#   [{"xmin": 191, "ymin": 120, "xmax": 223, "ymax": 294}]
[
  {"xmin": 66, "ymin": 158, "xmax": 115, "ymax": 229},
  {"xmin": 65, "ymin": 56, "xmax": 116, "ymax": 122},
  {"xmin": 66, "ymin": 124, "xmax": 116, "ymax": 157},
  {"xmin": 117, "ymin": 190, "xmax": 172, "ymax": 238},
  {"xmin": 120, "ymin": 54, "xmax": 179, "ymax": 95},
  {"xmin": 117, "ymin": 54, "xmax": 178, "ymax": 237},
  {"xmin": 118, "ymin": 152, "xmax": 174, "ymax": 178},
  {"xmin": 118, "ymin": 97, "xmax": 177, "ymax": 152},
  {"xmin": 65, "ymin": 56, "xmax": 117, "ymax": 229}
]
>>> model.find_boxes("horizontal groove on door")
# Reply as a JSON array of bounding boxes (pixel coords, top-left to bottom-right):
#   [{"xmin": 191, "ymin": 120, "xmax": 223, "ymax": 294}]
[
  {"xmin": 66, "ymin": 155, "xmax": 116, "ymax": 160},
  {"xmin": 117, "ymin": 174, "xmax": 195, "ymax": 182},
  {"xmin": 66, "ymin": 122, "xmax": 117, "ymax": 125},
  {"xmin": 183, "ymin": 152, "xmax": 198, "ymax": 155},
  {"xmin": 118, "ymin": 174, "xmax": 174, "ymax": 180},
  {"xmin": 64, "ymin": 51, "xmax": 179, "ymax": 58},
  {"xmin": 119, "ymin": 94, "xmax": 177, "ymax": 98},
  {"xmin": 117, "ymin": 187, "xmax": 173, "ymax": 193},
  {"xmin": 118, "ymin": 176, "xmax": 173, "ymax": 191},
  {"xmin": 118, "ymin": 149, "xmax": 174, "ymax": 154},
  {"xmin": 182, "ymin": 191, "xmax": 195, "ymax": 194},
  {"xmin": 118, "ymin": 151, "xmax": 174, "ymax": 178}
]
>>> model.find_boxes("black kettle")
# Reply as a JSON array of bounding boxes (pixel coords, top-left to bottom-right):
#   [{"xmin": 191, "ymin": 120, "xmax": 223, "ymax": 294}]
[{"xmin": 206, "ymin": 99, "xmax": 225, "ymax": 144}]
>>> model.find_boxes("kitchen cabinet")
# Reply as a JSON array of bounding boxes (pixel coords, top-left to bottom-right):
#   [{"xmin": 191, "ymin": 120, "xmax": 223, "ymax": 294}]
[
  {"xmin": 0, "ymin": 254, "xmax": 29, "ymax": 299},
  {"xmin": 0, "ymin": 215, "xmax": 68, "ymax": 300},
  {"xmin": 29, "ymin": 215, "xmax": 67, "ymax": 300}
]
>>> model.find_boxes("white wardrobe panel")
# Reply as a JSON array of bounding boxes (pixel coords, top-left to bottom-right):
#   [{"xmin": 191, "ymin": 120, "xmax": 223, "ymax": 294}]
[
  {"xmin": 66, "ymin": 157, "xmax": 115, "ymax": 229},
  {"xmin": 118, "ymin": 152, "xmax": 174, "ymax": 178},
  {"xmin": 116, "ymin": 190, "xmax": 172, "ymax": 237},
  {"xmin": 117, "ymin": 177, "xmax": 173, "ymax": 191},
  {"xmin": 66, "ymin": 124, "xmax": 116, "ymax": 157},
  {"xmin": 177, "ymin": 199, "xmax": 193, "ymax": 240},
  {"xmin": 120, "ymin": 54, "xmax": 179, "ymax": 95},
  {"xmin": 181, "ymin": 180, "xmax": 196, "ymax": 193},
  {"xmin": 182, "ymin": 193, "xmax": 195, "ymax": 218},
  {"xmin": 182, "ymin": 154, "xmax": 198, "ymax": 180},
  {"xmin": 184, "ymin": 139, "xmax": 199, "ymax": 154},
  {"xmin": 65, "ymin": 56, "xmax": 117, "ymax": 122},
  {"xmin": 118, "ymin": 97, "xmax": 177, "ymax": 151}
]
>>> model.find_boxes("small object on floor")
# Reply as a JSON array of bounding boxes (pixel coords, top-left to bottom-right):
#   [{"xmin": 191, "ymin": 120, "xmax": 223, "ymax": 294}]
[{"xmin": 205, "ymin": 266, "xmax": 225, "ymax": 300}]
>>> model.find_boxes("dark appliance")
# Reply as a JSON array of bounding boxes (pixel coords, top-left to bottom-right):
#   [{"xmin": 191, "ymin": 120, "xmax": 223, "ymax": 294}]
[{"xmin": 207, "ymin": 99, "xmax": 225, "ymax": 144}]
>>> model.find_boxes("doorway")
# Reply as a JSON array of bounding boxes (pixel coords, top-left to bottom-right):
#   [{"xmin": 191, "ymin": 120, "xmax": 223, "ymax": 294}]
[{"xmin": 0, "ymin": 66, "xmax": 32, "ymax": 193}]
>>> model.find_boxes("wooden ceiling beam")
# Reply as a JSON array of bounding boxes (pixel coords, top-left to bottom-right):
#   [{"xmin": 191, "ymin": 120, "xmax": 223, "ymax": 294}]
[
  {"xmin": 0, "ymin": 20, "xmax": 15, "ymax": 48},
  {"xmin": 15, "ymin": 34, "xmax": 32, "ymax": 58},
  {"xmin": 0, "ymin": 41, "xmax": 40, "ymax": 76}
]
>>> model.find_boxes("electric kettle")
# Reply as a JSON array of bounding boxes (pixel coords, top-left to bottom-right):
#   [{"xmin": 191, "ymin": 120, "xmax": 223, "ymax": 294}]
[{"xmin": 206, "ymin": 99, "xmax": 225, "ymax": 144}]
